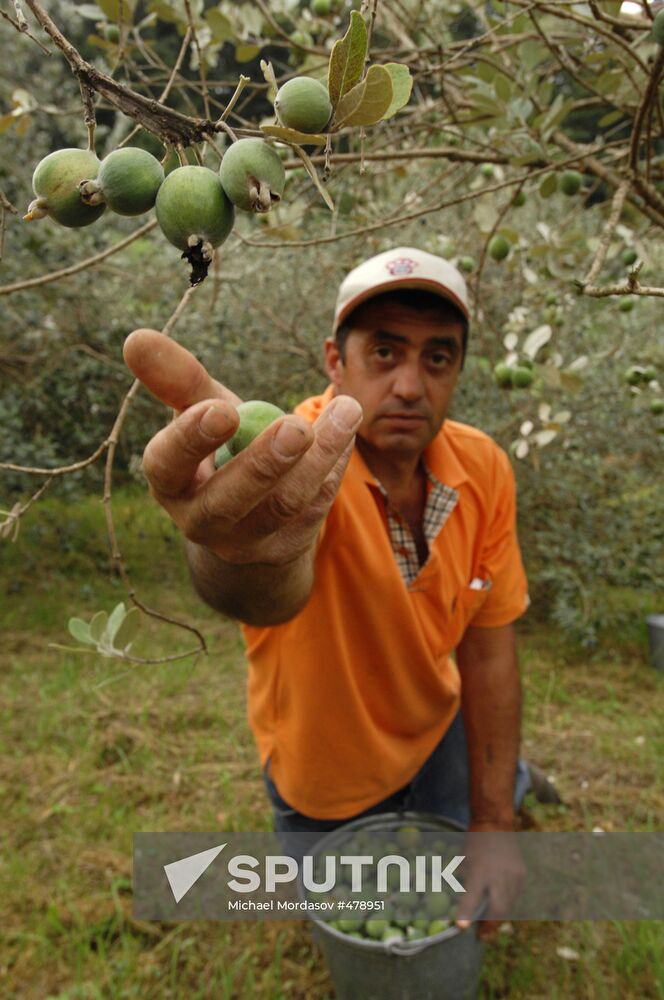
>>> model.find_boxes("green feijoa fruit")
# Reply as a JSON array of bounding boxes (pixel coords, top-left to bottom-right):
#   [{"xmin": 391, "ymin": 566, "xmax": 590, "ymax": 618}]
[
  {"xmin": 156, "ymin": 166, "xmax": 234, "ymax": 252},
  {"xmin": 512, "ymin": 190, "xmax": 526, "ymax": 207},
  {"xmin": 290, "ymin": 29, "xmax": 314, "ymax": 50},
  {"xmin": 650, "ymin": 398, "xmax": 664, "ymax": 415},
  {"xmin": 81, "ymin": 147, "xmax": 164, "ymax": 216},
  {"xmin": 219, "ymin": 138, "xmax": 286, "ymax": 213},
  {"xmin": 274, "ymin": 77, "xmax": 332, "ymax": 134},
  {"xmin": 493, "ymin": 362, "xmax": 513, "ymax": 389},
  {"xmin": 488, "ymin": 234, "xmax": 510, "ymax": 261},
  {"xmin": 406, "ymin": 926, "xmax": 426, "ymax": 941},
  {"xmin": 624, "ymin": 366, "xmax": 643, "ymax": 386},
  {"xmin": 642, "ymin": 365, "xmax": 657, "ymax": 382},
  {"xmin": 393, "ymin": 910, "xmax": 411, "ymax": 930},
  {"xmin": 411, "ymin": 918, "xmax": 430, "ymax": 931},
  {"xmin": 480, "ymin": 163, "xmax": 495, "ymax": 178},
  {"xmin": 653, "ymin": 9, "xmax": 664, "ymax": 45},
  {"xmin": 457, "ymin": 256, "xmax": 476, "ymax": 273},
  {"xmin": 365, "ymin": 918, "xmax": 389, "ymax": 939},
  {"xmin": 511, "ymin": 366, "xmax": 534, "ymax": 389},
  {"xmin": 619, "ymin": 295, "xmax": 635, "ymax": 312},
  {"xmin": 104, "ymin": 23, "xmax": 119, "ymax": 42},
  {"xmin": 337, "ymin": 918, "xmax": 363, "ymax": 932},
  {"xmin": 312, "ymin": 0, "xmax": 332, "ymax": 14},
  {"xmin": 346, "ymin": 931, "xmax": 364, "ymax": 939},
  {"xmin": 427, "ymin": 919, "xmax": 451, "ymax": 936},
  {"xmin": 560, "ymin": 170, "xmax": 582, "ymax": 196},
  {"xmin": 214, "ymin": 442, "xmax": 234, "ymax": 469},
  {"xmin": 25, "ymin": 148, "xmax": 106, "ymax": 228},
  {"xmin": 545, "ymin": 290, "xmax": 558, "ymax": 306},
  {"xmin": 382, "ymin": 926, "xmax": 405, "ymax": 944},
  {"xmin": 227, "ymin": 401, "xmax": 286, "ymax": 456},
  {"xmin": 621, "ymin": 248, "xmax": 638, "ymax": 267},
  {"xmin": 397, "ymin": 826, "xmax": 421, "ymax": 848},
  {"xmin": 519, "ymin": 356, "xmax": 534, "ymax": 370}
]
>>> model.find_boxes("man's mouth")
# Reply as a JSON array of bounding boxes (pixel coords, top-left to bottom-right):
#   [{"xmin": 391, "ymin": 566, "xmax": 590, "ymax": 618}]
[{"xmin": 380, "ymin": 413, "xmax": 427, "ymax": 422}]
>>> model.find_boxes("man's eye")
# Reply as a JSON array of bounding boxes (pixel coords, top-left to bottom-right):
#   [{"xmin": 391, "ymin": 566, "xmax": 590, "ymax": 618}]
[
  {"xmin": 374, "ymin": 346, "xmax": 394, "ymax": 360},
  {"xmin": 429, "ymin": 353, "xmax": 451, "ymax": 367}
]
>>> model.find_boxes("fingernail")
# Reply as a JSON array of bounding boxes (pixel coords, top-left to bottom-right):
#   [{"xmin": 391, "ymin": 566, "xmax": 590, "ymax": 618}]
[
  {"xmin": 200, "ymin": 405, "xmax": 231, "ymax": 439},
  {"xmin": 273, "ymin": 417, "xmax": 309, "ymax": 457},
  {"xmin": 329, "ymin": 395, "xmax": 362, "ymax": 430}
]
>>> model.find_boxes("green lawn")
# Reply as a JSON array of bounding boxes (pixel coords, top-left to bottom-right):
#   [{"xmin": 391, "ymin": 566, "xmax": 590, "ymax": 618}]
[{"xmin": 1, "ymin": 488, "xmax": 663, "ymax": 998}]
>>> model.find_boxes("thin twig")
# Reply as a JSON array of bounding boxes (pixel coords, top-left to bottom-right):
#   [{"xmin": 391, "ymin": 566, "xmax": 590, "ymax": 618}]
[
  {"xmin": 0, "ymin": 219, "xmax": 157, "ymax": 297},
  {"xmin": 217, "ymin": 75, "xmax": 250, "ymax": 124},
  {"xmin": 183, "ymin": 0, "xmax": 210, "ymax": 120},
  {"xmin": 101, "ymin": 284, "xmax": 207, "ymax": 661},
  {"xmin": 0, "ymin": 5, "xmax": 50, "ymax": 52},
  {"xmin": 581, "ymin": 180, "xmax": 630, "ymax": 289},
  {"xmin": 119, "ymin": 27, "xmax": 192, "ymax": 149},
  {"xmin": 0, "ymin": 477, "xmax": 54, "ymax": 540},
  {"xmin": 629, "ymin": 47, "xmax": 664, "ymax": 176}
]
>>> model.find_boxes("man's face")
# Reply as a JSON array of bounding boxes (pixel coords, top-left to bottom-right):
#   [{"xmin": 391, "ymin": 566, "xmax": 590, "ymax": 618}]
[{"xmin": 324, "ymin": 297, "xmax": 465, "ymax": 458}]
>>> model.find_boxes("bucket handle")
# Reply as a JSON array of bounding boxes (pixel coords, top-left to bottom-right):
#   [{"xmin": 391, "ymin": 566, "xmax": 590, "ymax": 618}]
[{"xmin": 385, "ymin": 928, "xmax": 457, "ymax": 956}]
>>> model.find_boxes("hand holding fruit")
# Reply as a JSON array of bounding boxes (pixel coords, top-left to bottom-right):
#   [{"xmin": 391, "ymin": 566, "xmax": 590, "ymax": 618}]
[{"xmin": 122, "ymin": 329, "xmax": 362, "ymax": 567}]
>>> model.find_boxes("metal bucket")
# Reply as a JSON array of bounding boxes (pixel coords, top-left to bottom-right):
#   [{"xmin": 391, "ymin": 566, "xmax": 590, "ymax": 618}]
[
  {"xmin": 647, "ymin": 614, "xmax": 664, "ymax": 674},
  {"xmin": 308, "ymin": 811, "xmax": 485, "ymax": 1000}
]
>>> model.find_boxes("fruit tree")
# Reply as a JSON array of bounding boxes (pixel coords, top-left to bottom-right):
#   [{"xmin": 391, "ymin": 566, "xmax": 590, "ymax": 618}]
[{"xmin": 1, "ymin": 0, "xmax": 662, "ymax": 654}]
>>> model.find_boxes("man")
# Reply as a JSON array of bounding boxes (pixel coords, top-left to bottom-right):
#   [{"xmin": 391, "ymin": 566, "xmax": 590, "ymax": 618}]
[{"xmin": 124, "ymin": 246, "xmax": 545, "ymax": 936}]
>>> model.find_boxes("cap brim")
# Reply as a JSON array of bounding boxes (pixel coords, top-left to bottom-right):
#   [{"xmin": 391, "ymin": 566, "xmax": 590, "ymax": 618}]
[{"xmin": 333, "ymin": 277, "xmax": 469, "ymax": 333}]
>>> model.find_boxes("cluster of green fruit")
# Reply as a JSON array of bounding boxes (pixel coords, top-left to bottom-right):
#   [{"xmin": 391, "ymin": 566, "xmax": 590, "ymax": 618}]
[
  {"xmin": 311, "ymin": 825, "xmax": 458, "ymax": 945},
  {"xmin": 23, "ymin": 74, "xmax": 337, "ymax": 284},
  {"xmin": 493, "ymin": 358, "xmax": 535, "ymax": 390},
  {"xmin": 624, "ymin": 364, "xmax": 657, "ymax": 387}
]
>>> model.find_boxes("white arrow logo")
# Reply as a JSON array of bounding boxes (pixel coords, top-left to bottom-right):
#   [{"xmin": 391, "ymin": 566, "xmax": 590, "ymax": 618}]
[{"xmin": 164, "ymin": 843, "xmax": 226, "ymax": 903}]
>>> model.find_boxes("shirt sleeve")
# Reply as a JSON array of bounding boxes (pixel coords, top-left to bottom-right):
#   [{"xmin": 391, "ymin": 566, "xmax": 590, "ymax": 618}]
[{"xmin": 469, "ymin": 446, "xmax": 530, "ymax": 628}]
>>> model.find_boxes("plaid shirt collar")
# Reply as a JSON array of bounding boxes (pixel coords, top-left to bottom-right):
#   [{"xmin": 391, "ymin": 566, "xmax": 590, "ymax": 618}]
[{"xmin": 369, "ymin": 463, "xmax": 459, "ymax": 586}]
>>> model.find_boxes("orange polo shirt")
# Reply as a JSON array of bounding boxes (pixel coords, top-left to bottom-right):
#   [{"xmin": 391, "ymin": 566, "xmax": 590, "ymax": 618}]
[{"xmin": 240, "ymin": 387, "xmax": 529, "ymax": 820}]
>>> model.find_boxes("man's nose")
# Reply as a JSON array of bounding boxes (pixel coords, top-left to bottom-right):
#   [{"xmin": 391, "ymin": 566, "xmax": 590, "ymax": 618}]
[{"xmin": 392, "ymin": 362, "xmax": 425, "ymax": 401}]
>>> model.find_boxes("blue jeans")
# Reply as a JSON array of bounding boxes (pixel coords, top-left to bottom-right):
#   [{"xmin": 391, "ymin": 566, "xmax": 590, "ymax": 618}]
[{"xmin": 263, "ymin": 710, "xmax": 531, "ymax": 836}]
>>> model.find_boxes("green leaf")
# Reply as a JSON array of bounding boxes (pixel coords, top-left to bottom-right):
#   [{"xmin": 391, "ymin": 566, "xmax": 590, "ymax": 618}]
[
  {"xmin": 68, "ymin": 618, "xmax": 96, "ymax": 646},
  {"xmin": 327, "ymin": 11, "xmax": 368, "ymax": 109},
  {"xmin": 0, "ymin": 113, "xmax": 18, "ymax": 135},
  {"xmin": 112, "ymin": 607, "xmax": 141, "ymax": 651},
  {"xmin": 493, "ymin": 73, "xmax": 512, "ymax": 102},
  {"xmin": 539, "ymin": 173, "xmax": 558, "ymax": 199},
  {"xmin": 96, "ymin": 0, "xmax": 135, "ymax": 24},
  {"xmin": 523, "ymin": 324, "xmax": 552, "ymax": 359},
  {"xmin": 106, "ymin": 602, "xmax": 127, "ymax": 645},
  {"xmin": 332, "ymin": 65, "xmax": 393, "ymax": 129},
  {"xmin": 381, "ymin": 64, "xmax": 413, "ymax": 120},
  {"xmin": 205, "ymin": 9, "xmax": 234, "ymax": 43},
  {"xmin": 261, "ymin": 125, "xmax": 327, "ymax": 146},
  {"xmin": 76, "ymin": 5, "xmax": 107, "ymax": 19},
  {"xmin": 288, "ymin": 143, "xmax": 334, "ymax": 212},
  {"xmin": 598, "ymin": 109, "xmax": 624, "ymax": 128},
  {"xmin": 260, "ymin": 59, "xmax": 278, "ymax": 92},
  {"xmin": 235, "ymin": 44, "xmax": 261, "ymax": 63},
  {"xmin": 89, "ymin": 611, "xmax": 108, "ymax": 643}
]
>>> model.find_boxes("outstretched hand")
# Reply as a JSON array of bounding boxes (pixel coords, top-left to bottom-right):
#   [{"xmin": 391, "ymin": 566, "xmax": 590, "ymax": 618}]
[{"xmin": 123, "ymin": 328, "xmax": 362, "ymax": 566}]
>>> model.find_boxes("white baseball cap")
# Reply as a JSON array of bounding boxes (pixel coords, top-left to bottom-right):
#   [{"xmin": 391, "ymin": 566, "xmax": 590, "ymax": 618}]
[{"xmin": 333, "ymin": 246, "xmax": 470, "ymax": 333}]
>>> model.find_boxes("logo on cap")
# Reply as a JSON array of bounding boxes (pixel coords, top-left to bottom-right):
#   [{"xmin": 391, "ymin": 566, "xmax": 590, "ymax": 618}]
[{"xmin": 386, "ymin": 257, "xmax": 418, "ymax": 276}]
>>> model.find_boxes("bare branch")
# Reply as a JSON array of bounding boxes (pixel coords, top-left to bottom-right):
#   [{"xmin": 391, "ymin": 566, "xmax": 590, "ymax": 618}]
[
  {"xmin": 0, "ymin": 219, "xmax": 157, "ymax": 297},
  {"xmin": 581, "ymin": 180, "xmax": 631, "ymax": 289}
]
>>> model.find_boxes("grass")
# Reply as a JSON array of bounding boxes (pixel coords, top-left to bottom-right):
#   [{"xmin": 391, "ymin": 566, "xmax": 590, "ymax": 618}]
[{"xmin": 1, "ymin": 487, "xmax": 663, "ymax": 999}]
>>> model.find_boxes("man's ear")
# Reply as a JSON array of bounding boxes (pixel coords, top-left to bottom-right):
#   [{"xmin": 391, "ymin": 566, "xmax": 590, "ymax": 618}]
[{"xmin": 324, "ymin": 337, "xmax": 344, "ymax": 388}]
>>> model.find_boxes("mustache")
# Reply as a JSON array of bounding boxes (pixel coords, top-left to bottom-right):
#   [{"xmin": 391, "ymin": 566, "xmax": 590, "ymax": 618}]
[{"xmin": 376, "ymin": 403, "xmax": 430, "ymax": 418}]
